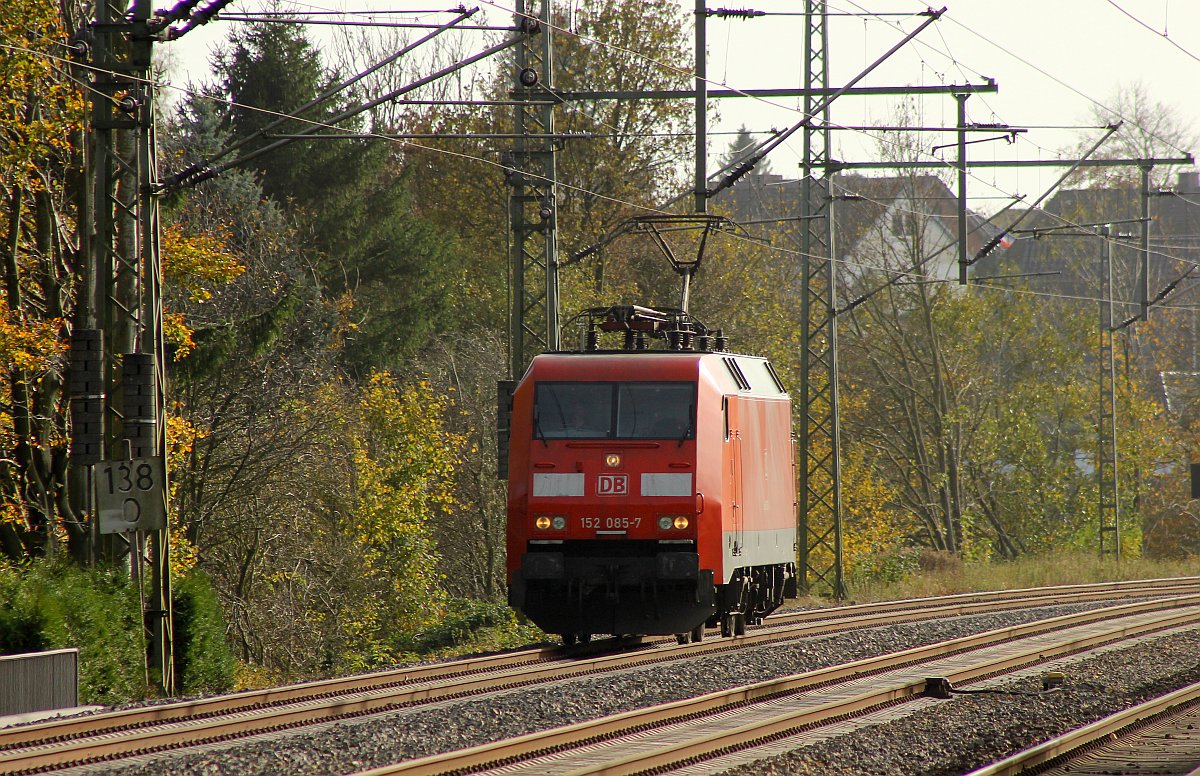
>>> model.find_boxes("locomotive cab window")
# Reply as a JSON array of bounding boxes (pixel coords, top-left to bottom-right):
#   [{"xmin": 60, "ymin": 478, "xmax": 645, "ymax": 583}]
[{"xmin": 535, "ymin": 382, "xmax": 695, "ymax": 440}]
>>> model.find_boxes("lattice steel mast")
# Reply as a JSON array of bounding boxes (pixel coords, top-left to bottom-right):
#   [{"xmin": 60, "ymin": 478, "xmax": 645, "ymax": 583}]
[
  {"xmin": 506, "ymin": 0, "xmax": 559, "ymax": 379},
  {"xmin": 798, "ymin": 1, "xmax": 845, "ymax": 597},
  {"xmin": 71, "ymin": 0, "xmax": 174, "ymax": 693}
]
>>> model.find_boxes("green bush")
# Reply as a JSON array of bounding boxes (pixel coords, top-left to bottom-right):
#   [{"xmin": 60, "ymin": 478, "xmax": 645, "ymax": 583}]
[
  {"xmin": 172, "ymin": 569, "xmax": 235, "ymax": 696},
  {"xmin": 0, "ymin": 560, "xmax": 147, "ymax": 704}
]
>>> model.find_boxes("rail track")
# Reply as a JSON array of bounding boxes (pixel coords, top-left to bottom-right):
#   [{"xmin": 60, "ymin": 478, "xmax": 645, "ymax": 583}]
[
  {"xmin": 357, "ymin": 598, "xmax": 1200, "ymax": 775},
  {"xmin": 1, "ymin": 578, "xmax": 1198, "ymax": 774},
  {"xmin": 966, "ymin": 678, "xmax": 1200, "ymax": 776}
]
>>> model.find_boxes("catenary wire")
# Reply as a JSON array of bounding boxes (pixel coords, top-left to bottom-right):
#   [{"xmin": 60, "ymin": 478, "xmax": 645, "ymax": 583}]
[
  {"xmin": 1104, "ymin": 0, "xmax": 1200, "ymax": 65},
  {"xmin": 9, "ymin": 9, "xmax": 1200, "ymax": 313}
]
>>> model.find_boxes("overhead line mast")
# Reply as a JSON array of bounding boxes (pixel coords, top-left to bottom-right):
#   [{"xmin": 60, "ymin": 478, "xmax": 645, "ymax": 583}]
[
  {"xmin": 505, "ymin": 0, "xmax": 559, "ymax": 379},
  {"xmin": 796, "ymin": 0, "xmax": 841, "ymax": 598},
  {"xmin": 72, "ymin": 0, "xmax": 207, "ymax": 698}
]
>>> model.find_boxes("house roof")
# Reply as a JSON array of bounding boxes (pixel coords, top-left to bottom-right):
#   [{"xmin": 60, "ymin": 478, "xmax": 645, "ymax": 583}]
[
  {"xmin": 1000, "ymin": 172, "xmax": 1200, "ymax": 302},
  {"xmin": 712, "ymin": 172, "xmax": 1012, "ymax": 263}
]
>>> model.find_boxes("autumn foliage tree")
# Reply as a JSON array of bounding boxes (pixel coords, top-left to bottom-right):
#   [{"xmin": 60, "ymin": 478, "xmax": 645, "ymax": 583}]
[{"xmin": 0, "ymin": 0, "xmax": 85, "ymax": 560}]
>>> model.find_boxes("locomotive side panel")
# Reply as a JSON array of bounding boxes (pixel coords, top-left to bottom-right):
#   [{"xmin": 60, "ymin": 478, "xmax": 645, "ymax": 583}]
[
  {"xmin": 723, "ymin": 395, "xmax": 796, "ymax": 577},
  {"xmin": 504, "ymin": 375, "xmax": 535, "ymax": 583},
  {"xmin": 693, "ymin": 365, "xmax": 731, "ymax": 587}
]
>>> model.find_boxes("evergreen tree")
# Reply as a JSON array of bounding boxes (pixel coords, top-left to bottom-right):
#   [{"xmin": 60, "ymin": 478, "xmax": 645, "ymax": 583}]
[
  {"xmin": 719, "ymin": 124, "xmax": 772, "ymax": 182},
  {"xmin": 214, "ymin": 21, "xmax": 456, "ymax": 371}
]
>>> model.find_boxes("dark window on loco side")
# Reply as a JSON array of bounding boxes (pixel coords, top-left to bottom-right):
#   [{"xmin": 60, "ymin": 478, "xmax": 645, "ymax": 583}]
[{"xmin": 534, "ymin": 382, "xmax": 695, "ymax": 440}]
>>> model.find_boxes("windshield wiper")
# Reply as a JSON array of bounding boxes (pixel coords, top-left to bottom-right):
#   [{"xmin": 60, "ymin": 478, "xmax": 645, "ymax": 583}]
[
  {"xmin": 533, "ymin": 409, "xmax": 548, "ymax": 448},
  {"xmin": 678, "ymin": 405, "xmax": 694, "ymax": 448}
]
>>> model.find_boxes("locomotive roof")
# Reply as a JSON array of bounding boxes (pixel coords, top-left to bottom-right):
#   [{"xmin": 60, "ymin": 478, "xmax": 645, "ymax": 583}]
[{"xmin": 525, "ymin": 350, "xmax": 790, "ymax": 398}]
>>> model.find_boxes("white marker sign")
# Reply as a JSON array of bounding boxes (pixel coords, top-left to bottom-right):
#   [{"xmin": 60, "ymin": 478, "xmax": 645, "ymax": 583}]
[{"xmin": 94, "ymin": 457, "xmax": 166, "ymax": 534}]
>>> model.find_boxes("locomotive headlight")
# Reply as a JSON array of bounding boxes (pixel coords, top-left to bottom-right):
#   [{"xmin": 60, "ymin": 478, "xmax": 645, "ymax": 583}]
[
  {"xmin": 535, "ymin": 516, "xmax": 552, "ymax": 530},
  {"xmin": 673, "ymin": 516, "xmax": 690, "ymax": 530},
  {"xmin": 658, "ymin": 516, "xmax": 673, "ymax": 530},
  {"xmin": 604, "ymin": 453, "xmax": 622, "ymax": 468},
  {"xmin": 551, "ymin": 516, "xmax": 567, "ymax": 530}
]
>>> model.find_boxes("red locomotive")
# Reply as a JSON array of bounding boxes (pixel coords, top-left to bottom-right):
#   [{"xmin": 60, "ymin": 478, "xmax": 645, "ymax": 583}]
[{"xmin": 505, "ymin": 304, "xmax": 798, "ymax": 644}]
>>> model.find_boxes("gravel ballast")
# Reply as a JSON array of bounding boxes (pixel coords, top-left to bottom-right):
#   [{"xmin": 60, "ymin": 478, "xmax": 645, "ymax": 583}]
[
  {"xmin": 716, "ymin": 627, "xmax": 1200, "ymax": 776},
  {"xmin": 86, "ymin": 601, "xmax": 1200, "ymax": 775}
]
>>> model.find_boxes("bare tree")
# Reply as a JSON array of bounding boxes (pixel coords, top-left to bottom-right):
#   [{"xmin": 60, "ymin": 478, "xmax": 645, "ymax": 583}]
[{"xmin": 1068, "ymin": 80, "xmax": 1198, "ymax": 190}]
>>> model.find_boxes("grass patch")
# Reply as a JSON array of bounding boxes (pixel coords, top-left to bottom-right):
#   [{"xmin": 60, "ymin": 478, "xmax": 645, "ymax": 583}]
[
  {"xmin": 391, "ymin": 598, "xmax": 546, "ymax": 661},
  {"xmin": 843, "ymin": 551, "xmax": 1199, "ymax": 603}
]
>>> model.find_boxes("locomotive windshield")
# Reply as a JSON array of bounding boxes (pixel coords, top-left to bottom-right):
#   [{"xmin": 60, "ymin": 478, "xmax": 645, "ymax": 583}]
[{"xmin": 535, "ymin": 382, "xmax": 695, "ymax": 440}]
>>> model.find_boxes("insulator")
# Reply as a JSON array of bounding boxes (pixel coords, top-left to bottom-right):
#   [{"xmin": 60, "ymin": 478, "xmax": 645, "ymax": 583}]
[
  {"xmin": 714, "ymin": 8, "xmax": 764, "ymax": 19},
  {"xmin": 668, "ymin": 331, "xmax": 682, "ymax": 350},
  {"xmin": 715, "ymin": 330, "xmax": 728, "ymax": 351},
  {"xmin": 697, "ymin": 335, "xmax": 711, "ymax": 351},
  {"xmin": 635, "ymin": 332, "xmax": 647, "ymax": 350},
  {"xmin": 623, "ymin": 329, "xmax": 635, "ymax": 350},
  {"xmin": 586, "ymin": 330, "xmax": 599, "ymax": 351}
]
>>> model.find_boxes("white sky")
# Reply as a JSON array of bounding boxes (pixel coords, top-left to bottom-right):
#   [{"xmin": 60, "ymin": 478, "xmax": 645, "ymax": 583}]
[{"xmin": 162, "ymin": 1, "xmax": 1200, "ymax": 213}]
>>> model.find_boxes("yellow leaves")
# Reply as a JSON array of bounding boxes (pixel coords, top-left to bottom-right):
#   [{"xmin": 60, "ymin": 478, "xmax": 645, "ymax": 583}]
[
  {"xmin": 0, "ymin": 297, "xmax": 64, "ymax": 374},
  {"xmin": 0, "ymin": 0, "xmax": 85, "ymax": 189},
  {"xmin": 352, "ymin": 371, "xmax": 465, "ymax": 541},
  {"xmin": 292, "ymin": 372, "xmax": 464, "ymax": 651},
  {"xmin": 169, "ymin": 522, "xmax": 197, "ymax": 580},
  {"xmin": 327, "ymin": 291, "xmax": 359, "ymax": 352},
  {"xmin": 165, "ymin": 414, "xmax": 204, "ymax": 469},
  {"xmin": 0, "ymin": 498, "xmax": 25, "ymax": 528},
  {"xmin": 161, "ymin": 225, "xmax": 245, "ymax": 303},
  {"xmin": 160, "ymin": 225, "xmax": 245, "ymax": 360},
  {"xmin": 163, "ymin": 313, "xmax": 196, "ymax": 360},
  {"xmin": 165, "ymin": 414, "xmax": 203, "ymax": 579}
]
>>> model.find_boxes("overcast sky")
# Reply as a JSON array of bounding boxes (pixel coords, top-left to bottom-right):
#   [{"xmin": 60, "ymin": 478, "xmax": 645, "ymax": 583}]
[{"xmin": 163, "ymin": 1, "xmax": 1200, "ymax": 211}]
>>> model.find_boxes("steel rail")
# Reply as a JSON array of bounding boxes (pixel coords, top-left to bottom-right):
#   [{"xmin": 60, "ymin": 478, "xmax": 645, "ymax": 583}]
[
  {"xmin": 3, "ymin": 577, "xmax": 1188, "ymax": 749},
  {"xmin": 0, "ymin": 644, "xmax": 557, "ymax": 748},
  {"xmin": 357, "ymin": 599, "xmax": 1200, "ymax": 776},
  {"xmin": 764, "ymin": 581, "xmax": 1200, "ymax": 633},
  {"xmin": 964, "ymin": 680, "xmax": 1200, "ymax": 776},
  {"xmin": 3, "ymin": 583, "xmax": 1198, "ymax": 772},
  {"xmin": 768, "ymin": 575, "xmax": 1200, "ymax": 626}
]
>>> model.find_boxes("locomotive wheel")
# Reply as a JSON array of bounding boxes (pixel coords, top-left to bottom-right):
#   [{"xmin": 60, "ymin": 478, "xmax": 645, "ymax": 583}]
[
  {"xmin": 579, "ymin": 633, "xmax": 592, "ymax": 644},
  {"xmin": 690, "ymin": 623, "xmax": 704, "ymax": 643},
  {"xmin": 720, "ymin": 615, "xmax": 732, "ymax": 638},
  {"xmin": 675, "ymin": 633, "xmax": 689, "ymax": 645},
  {"xmin": 561, "ymin": 633, "xmax": 577, "ymax": 647},
  {"xmin": 733, "ymin": 612, "xmax": 747, "ymax": 637}
]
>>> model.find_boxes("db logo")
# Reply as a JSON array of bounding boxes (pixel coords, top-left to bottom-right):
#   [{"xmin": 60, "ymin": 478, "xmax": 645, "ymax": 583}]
[{"xmin": 597, "ymin": 474, "xmax": 628, "ymax": 496}]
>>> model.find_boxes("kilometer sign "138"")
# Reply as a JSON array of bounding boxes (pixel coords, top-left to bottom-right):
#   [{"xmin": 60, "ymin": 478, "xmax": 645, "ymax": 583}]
[{"xmin": 94, "ymin": 457, "xmax": 166, "ymax": 534}]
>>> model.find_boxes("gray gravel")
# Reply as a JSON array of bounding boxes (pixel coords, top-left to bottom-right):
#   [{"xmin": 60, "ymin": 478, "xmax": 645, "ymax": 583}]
[
  {"xmin": 717, "ymin": 628, "xmax": 1200, "ymax": 776},
  {"xmin": 88, "ymin": 600, "xmax": 1199, "ymax": 775}
]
